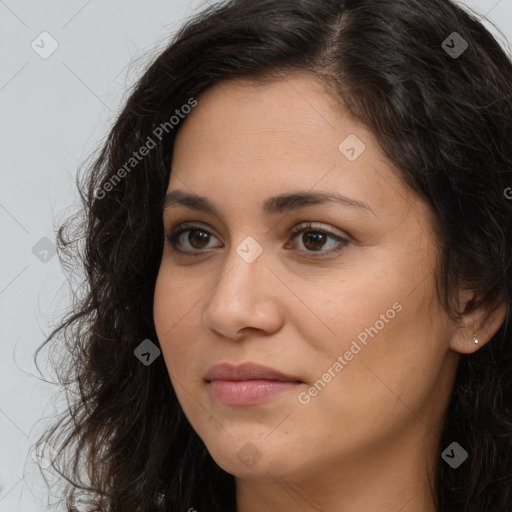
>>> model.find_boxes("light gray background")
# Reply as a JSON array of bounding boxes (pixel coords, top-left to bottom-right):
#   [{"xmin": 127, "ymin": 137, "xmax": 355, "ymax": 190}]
[{"xmin": 1, "ymin": 1, "xmax": 511, "ymax": 510}]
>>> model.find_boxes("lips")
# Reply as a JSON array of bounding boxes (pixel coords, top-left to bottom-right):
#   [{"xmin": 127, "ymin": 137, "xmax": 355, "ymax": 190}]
[
  {"xmin": 204, "ymin": 363, "xmax": 304, "ymax": 406},
  {"xmin": 204, "ymin": 362, "xmax": 302, "ymax": 383}
]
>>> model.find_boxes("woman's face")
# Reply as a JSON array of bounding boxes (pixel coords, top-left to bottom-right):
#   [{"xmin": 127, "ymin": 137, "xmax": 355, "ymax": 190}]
[{"xmin": 153, "ymin": 73, "xmax": 460, "ymax": 486}]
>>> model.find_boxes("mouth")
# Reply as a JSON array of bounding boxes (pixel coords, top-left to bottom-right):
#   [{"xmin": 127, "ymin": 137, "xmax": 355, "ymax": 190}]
[{"xmin": 204, "ymin": 362, "xmax": 304, "ymax": 406}]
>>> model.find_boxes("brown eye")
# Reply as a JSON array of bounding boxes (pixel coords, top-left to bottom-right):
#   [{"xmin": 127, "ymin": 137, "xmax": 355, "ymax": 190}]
[
  {"xmin": 301, "ymin": 231, "xmax": 328, "ymax": 251},
  {"xmin": 165, "ymin": 221, "xmax": 349, "ymax": 258},
  {"xmin": 186, "ymin": 229, "xmax": 211, "ymax": 249},
  {"xmin": 288, "ymin": 222, "xmax": 349, "ymax": 257},
  {"xmin": 165, "ymin": 223, "xmax": 221, "ymax": 254}
]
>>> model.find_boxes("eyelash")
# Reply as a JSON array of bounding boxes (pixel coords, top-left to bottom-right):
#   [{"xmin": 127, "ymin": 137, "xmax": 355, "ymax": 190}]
[{"xmin": 164, "ymin": 221, "xmax": 349, "ymax": 258}]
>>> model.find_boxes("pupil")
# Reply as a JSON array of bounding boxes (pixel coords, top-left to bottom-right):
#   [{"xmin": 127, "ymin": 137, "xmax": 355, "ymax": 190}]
[
  {"xmin": 304, "ymin": 231, "xmax": 326, "ymax": 251},
  {"xmin": 189, "ymin": 230, "xmax": 209, "ymax": 248}
]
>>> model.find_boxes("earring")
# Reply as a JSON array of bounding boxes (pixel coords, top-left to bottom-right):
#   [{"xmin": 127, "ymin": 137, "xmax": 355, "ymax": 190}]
[{"xmin": 473, "ymin": 332, "xmax": 479, "ymax": 344}]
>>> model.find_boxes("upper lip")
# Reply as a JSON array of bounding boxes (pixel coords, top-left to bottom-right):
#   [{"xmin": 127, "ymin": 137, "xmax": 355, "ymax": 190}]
[{"xmin": 205, "ymin": 363, "xmax": 302, "ymax": 382}]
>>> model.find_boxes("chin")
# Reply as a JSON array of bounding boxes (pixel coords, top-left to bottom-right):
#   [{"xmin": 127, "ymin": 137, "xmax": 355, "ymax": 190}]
[{"xmin": 202, "ymin": 433, "xmax": 309, "ymax": 481}]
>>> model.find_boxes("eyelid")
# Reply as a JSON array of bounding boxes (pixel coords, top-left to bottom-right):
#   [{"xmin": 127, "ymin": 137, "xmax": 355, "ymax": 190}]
[
  {"xmin": 167, "ymin": 221, "xmax": 219, "ymax": 238},
  {"xmin": 289, "ymin": 221, "xmax": 348, "ymax": 240}
]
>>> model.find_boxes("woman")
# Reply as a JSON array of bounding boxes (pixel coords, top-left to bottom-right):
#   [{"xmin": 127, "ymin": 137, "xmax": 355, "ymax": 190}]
[{"xmin": 34, "ymin": 0, "xmax": 512, "ymax": 510}]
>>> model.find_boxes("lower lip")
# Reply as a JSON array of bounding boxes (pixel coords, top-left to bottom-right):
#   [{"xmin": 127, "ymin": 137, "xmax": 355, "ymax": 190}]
[{"xmin": 208, "ymin": 379, "xmax": 302, "ymax": 406}]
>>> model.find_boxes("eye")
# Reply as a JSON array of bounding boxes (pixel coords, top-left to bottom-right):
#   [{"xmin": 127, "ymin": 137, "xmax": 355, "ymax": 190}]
[
  {"xmin": 286, "ymin": 222, "xmax": 349, "ymax": 257},
  {"xmin": 165, "ymin": 222, "xmax": 221, "ymax": 255},
  {"xmin": 164, "ymin": 221, "xmax": 349, "ymax": 257}
]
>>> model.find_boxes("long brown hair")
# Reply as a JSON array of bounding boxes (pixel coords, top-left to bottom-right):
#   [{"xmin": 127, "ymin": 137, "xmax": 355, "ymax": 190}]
[{"xmin": 34, "ymin": 0, "xmax": 512, "ymax": 510}]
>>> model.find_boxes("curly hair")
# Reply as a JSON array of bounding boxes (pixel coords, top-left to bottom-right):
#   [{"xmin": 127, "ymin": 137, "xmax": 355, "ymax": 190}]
[{"xmin": 33, "ymin": 0, "xmax": 512, "ymax": 510}]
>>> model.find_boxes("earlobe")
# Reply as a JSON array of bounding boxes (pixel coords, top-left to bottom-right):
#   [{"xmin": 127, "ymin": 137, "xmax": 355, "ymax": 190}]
[{"xmin": 449, "ymin": 296, "xmax": 508, "ymax": 355}]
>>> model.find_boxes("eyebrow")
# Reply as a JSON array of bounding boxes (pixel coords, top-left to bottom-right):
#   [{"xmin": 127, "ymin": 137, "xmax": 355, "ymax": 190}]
[{"xmin": 162, "ymin": 189, "xmax": 375, "ymax": 216}]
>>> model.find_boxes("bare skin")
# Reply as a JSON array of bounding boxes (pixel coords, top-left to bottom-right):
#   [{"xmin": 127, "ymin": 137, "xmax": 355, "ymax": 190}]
[{"xmin": 153, "ymin": 72, "xmax": 506, "ymax": 512}]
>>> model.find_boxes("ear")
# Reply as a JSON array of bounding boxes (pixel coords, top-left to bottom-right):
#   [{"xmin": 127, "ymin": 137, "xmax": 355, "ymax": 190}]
[{"xmin": 449, "ymin": 289, "xmax": 508, "ymax": 355}]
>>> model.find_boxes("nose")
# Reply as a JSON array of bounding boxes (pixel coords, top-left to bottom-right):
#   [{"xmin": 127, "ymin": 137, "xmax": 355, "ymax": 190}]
[{"xmin": 201, "ymin": 242, "xmax": 284, "ymax": 340}]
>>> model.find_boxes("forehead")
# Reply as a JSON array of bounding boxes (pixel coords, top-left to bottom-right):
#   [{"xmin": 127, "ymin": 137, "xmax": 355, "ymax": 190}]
[
  {"xmin": 174, "ymin": 73, "xmax": 353, "ymax": 158},
  {"xmin": 168, "ymin": 74, "xmax": 431, "ymax": 230}
]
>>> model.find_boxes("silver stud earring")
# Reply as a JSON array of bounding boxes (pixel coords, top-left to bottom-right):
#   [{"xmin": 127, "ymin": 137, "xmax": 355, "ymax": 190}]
[{"xmin": 473, "ymin": 332, "xmax": 479, "ymax": 344}]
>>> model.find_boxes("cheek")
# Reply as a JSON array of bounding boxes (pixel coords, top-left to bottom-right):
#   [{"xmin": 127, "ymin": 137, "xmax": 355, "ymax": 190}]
[
  {"xmin": 153, "ymin": 268, "xmax": 201, "ymax": 371},
  {"xmin": 299, "ymin": 252, "xmax": 446, "ymax": 412},
  {"xmin": 293, "ymin": 309, "xmax": 445, "ymax": 455}
]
